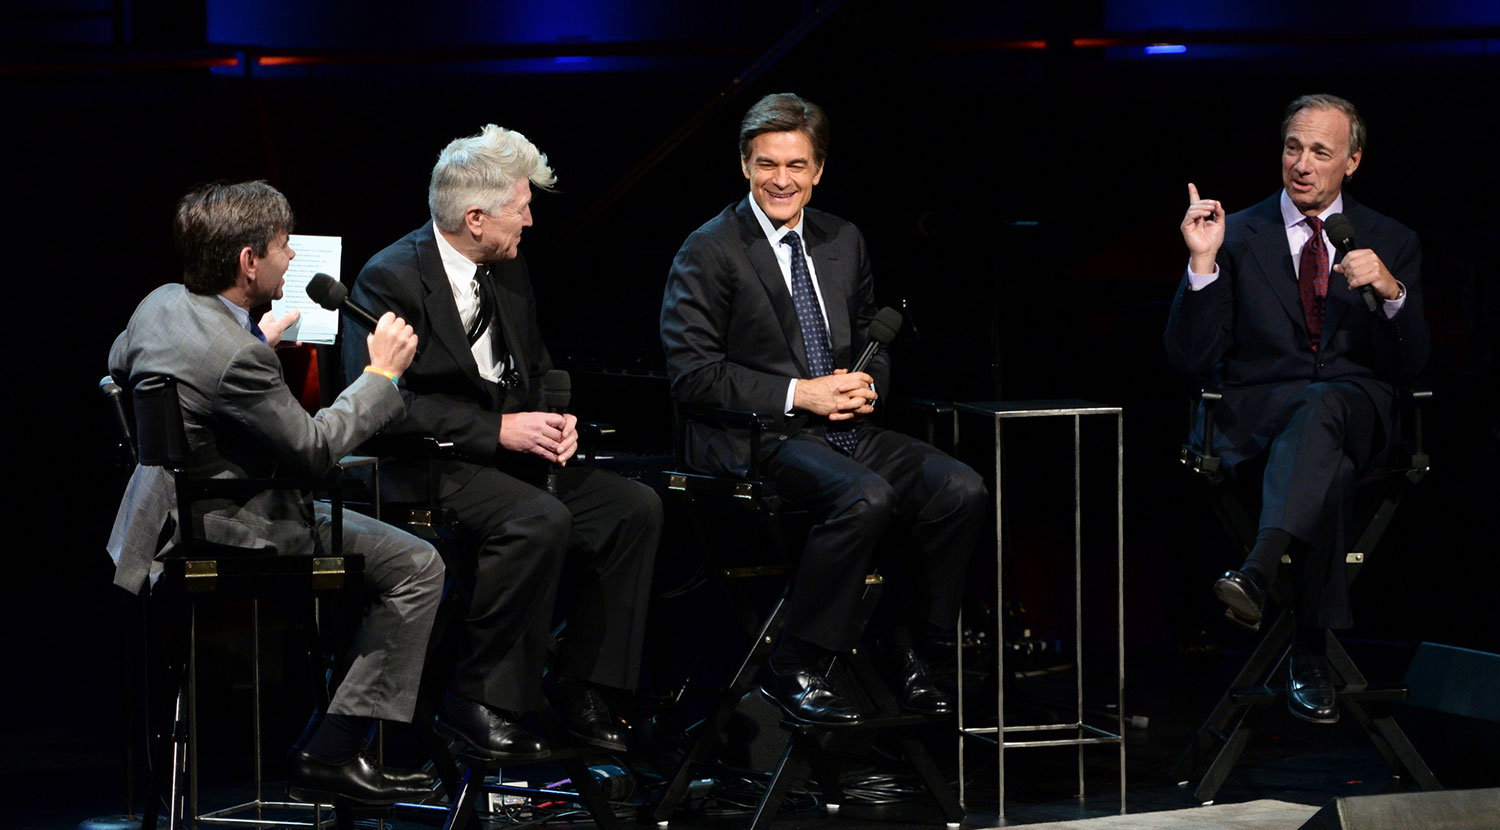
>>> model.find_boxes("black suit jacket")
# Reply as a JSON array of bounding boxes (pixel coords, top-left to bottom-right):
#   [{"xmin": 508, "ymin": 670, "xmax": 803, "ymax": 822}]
[
  {"xmin": 1163, "ymin": 192, "xmax": 1429, "ymax": 468},
  {"xmin": 343, "ymin": 224, "xmax": 553, "ymax": 498},
  {"xmin": 660, "ymin": 197, "xmax": 888, "ymax": 476}
]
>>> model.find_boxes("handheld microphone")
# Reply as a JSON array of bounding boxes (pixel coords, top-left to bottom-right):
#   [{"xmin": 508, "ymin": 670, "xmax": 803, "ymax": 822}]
[
  {"xmin": 306, "ymin": 273, "xmax": 382, "ymax": 330},
  {"xmin": 1323, "ymin": 214, "xmax": 1377, "ymax": 312},
  {"xmin": 851, "ymin": 306, "xmax": 903, "ymax": 374},
  {"xmin": 541, "ymin": 369, "xmax": 571, "ymax": 496}
]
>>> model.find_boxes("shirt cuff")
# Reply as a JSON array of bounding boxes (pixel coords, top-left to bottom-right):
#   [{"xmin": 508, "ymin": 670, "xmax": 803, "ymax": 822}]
[
  {"xmin": 1187, "ymin": 262, "xmax": 1220, "ymax": 291},
  {"xmin": 1381, "ymin": 281, "xmax": 1408, "ymax": 319},
  {"xmin": 784, "ymin": 379, "xmax": 798, "ymax": 416}
]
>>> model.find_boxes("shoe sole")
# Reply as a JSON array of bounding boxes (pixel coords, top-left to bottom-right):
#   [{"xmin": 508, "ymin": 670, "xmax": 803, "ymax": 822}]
[
  {"xmin": 433, "ymin": 718, "xmax": 551, "ymax": 763},
  {"xmin": 758, "ymin": 688, "xmax": 862, "ymax": 726},
  {"xmin": 564, "ymin": 729, "xmax": 627, "ymax": 753},
  {"xmin": 1213, "ymin": 580, "xmax": 1262, "ymax": 624}
]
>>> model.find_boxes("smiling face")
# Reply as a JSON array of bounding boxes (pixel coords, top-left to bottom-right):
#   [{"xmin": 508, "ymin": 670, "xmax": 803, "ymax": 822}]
[
  {"xmin": 1281, "ymin": 106, "xmax": 1362, "ymax": 216},
  {"xmin": 742, "ymin": 130, "xmax": 824, "ymax": 229}
]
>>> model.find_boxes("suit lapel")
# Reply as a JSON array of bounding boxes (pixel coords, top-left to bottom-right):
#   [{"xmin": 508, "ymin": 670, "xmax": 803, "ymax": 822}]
[
  {"xmin": 415, "ymin": 229, "xmax": 490, "ymax": 394},
  {"xmin": 484, "ymin": 261, "xmax": 530, "ymax": 393},
  {"xmin": 1319, "ymin": 195, "xmax": 1368, "ymax": 346},
  {"xmin": 736, "ymin": 198, "xmax": 810, "ymax": 377},
  {"xmin": 802, "ymin": 212, "xmax": 851, "ymax": 365},
  {"xmin": 1244, "ymin": 196, "xmax": 1308, "ymax": 343}
]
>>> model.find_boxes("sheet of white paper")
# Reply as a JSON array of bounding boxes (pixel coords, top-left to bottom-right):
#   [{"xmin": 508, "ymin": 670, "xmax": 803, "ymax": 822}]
[{"xmin": 272, "ymin": 234, "xmax": 342, "ymax": 345}]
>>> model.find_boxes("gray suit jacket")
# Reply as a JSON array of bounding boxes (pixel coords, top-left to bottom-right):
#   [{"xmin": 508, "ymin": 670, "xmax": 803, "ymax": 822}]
[{"xmin": 106, "ymin": 284, "xmax": 406, "ymax": 593}]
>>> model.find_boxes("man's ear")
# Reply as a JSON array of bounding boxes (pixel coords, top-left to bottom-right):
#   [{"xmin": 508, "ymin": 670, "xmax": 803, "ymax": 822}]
[
  {"xmin": 237, "ymin": 245, "xmax": 257, "ymax": 282},
  {"xmin": 464, "ymin": 206, "xmax": 486, "ymax": 235}
]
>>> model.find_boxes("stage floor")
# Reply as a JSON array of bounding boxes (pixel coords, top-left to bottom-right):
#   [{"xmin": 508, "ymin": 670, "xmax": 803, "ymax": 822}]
[{"xmin": 16, "ymin": 641, "xmax": 1497, "ymax": 829}]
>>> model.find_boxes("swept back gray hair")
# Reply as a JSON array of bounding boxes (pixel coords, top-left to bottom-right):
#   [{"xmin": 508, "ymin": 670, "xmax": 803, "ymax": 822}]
[
  {"xmin": 428, "ymin": 124, "xmax": 557, "ymax": 232},
  {"xmin": 1282, "ymin": 93, "xmax": 1366, "ymax": 159}
]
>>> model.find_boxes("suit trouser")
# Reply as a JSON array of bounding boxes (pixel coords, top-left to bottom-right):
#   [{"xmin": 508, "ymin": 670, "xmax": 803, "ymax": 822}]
[
  {"xmin": 1256, "ymin": 380, "xmax": 1382, "ymax": 630},
  {"xmin": 438, "ymin": 462, "xmax": 661, "ymax": 713},
  {"xmin": 761, "ymin": 424, "xmax": 988, "ymax": 652},
  {"xmin": 315, "ymin": 504, "xmax": 445, "ymax": 722}
]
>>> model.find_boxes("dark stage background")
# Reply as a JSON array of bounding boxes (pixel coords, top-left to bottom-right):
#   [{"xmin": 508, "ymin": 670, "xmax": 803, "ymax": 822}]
[{"xmin": 3, "ymin": 0, "xmax": 1496, "ymax": 813}]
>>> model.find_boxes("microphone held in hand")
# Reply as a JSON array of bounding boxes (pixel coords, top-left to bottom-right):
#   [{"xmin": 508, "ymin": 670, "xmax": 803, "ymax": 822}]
[
  {"xmin": 306, "ymin": 273, "xmax": 382, "ymax": 329},
  {"xmin": 851, "ymin": 306, "xmax": 904, "ymax": 374},
  {"xmin": 541, "ymin": 370, "xmax": 571, "ymax": 496},
  {"xmin": 1323, "ymin": 214, "xmax": 1377, "ymax": 312}
]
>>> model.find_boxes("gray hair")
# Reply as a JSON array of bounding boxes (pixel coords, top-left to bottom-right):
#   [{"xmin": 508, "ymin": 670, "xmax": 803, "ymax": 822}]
[
  {"xmin": 174, "ymin": 180, "xmax": 293, "ymax": 296},
  {"xmin": 428, "ymin": 124, "xmax": 557, "ymax": 232},
  {"xmin": 1282, "ymin": 93, "xmax": 1366, "ymax": 159}
]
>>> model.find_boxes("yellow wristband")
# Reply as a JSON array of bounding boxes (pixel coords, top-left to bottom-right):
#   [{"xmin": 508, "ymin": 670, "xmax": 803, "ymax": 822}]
[{"xmin": 363, "ymin": 365, "xmax": 399, "ymax": 384}]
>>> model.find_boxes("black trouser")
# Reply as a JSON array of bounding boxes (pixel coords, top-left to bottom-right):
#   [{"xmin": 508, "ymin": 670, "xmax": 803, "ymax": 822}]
[
  {"xmin": 1257, "ymin": 381, "xmax": 1383, "ymax": 630},
  {"xmin": 438, "ymin": 461, "xmax": 661, "ymax": 712},
  {"xmin": 761, "ymin": 424, "xmax": 987, "ymax": 652}
]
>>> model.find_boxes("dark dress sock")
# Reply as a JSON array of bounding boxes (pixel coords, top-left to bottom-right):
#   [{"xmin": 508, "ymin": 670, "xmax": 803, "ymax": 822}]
[
  {"xmin": 301, "ymin": 713, "xmax": 374, "ymax": 763},
  {"xmin": 771, "ymin": 633, "xmax": 830, "ymax": 674},
  {"xmin": 1293, "ymin": 625, "xmax": 1328, "ymax": 657},
  {"xmin": 1244, "ymin": 527, "xmax": 1292, "ymax": 585}
]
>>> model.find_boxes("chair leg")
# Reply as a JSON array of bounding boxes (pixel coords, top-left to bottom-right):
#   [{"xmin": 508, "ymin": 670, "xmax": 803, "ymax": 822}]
[
  {"xmin": 898, "ymin": 732, "xmax": 965, "ymax": 823},
  {"xmin": 748, "ymin": 736, "xmax": 809, "ymax": 830},
  {"xmin": 560, "ymin": 754, "xmax": 625, "ymax": 830},
  {"xmin": 1192, "ymin": 704, "xmax": 1266, "ymax": 803},
  {"xmin": 653, "ymin": 595, "xmax": 787, "ymax": 823},
  {"xmin": 442, "ymin": 764, "xmax": 480, "ymax": 830},
  {"xmin": 1171, "ymin": 612, "xmax": 1293, "ymax": 783}
]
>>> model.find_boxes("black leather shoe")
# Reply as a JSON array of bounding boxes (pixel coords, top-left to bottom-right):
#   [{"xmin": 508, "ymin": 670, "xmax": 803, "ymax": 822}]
[
  {"xmin": 761, "ymin": 668, "xmax": 861, "ymax": 725},
  {"xmin": 435, "ymin": 694, "xmax": 549, "ymax": 761},
  {"xmin": 886, "ymin": 646, "xmax": 953, "ymax": 716},
  {"xmin": 551, "ymin": 678, "xmax": 627, "ymax": 752},
  {"xmin": 1213, "ymin": 569, "xmax": 1266, "ymax": 626},
  {"xmin": 1287, "ymin": 653, "xmax": 1339, "ymax": 724},
  {"xmin": 288, "ymin": 751, "xmax": 433, "ymax": 806}
]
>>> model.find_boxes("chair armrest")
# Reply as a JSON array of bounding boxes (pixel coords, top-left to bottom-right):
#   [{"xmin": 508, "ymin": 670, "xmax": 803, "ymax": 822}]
[{"xmin": 674, "ymin": 403, "xmax": 778, "ymax": 478}]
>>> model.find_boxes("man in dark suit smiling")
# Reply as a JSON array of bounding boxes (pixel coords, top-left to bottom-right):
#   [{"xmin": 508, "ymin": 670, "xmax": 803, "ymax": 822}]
[
  {"xmin": 661, "ymin": 93, "xmax": 986, "ymax": 724},
  {"xmin": 1165, "ymin": 94, "xmax": 1429, "ymax": 724}
]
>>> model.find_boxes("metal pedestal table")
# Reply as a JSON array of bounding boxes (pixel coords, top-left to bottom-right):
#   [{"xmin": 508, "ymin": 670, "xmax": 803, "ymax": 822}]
[{"xmin": 953, "ymin": 400, "xmax": 1125, "ymax": 820}]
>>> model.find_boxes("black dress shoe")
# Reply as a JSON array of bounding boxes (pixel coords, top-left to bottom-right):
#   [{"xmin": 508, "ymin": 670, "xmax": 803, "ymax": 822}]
[
  {"xmin": 1213, "ymin": 569, "xmax": 1266, "ymax": 626},
  {"xmin": 288, "ymin": 751, "xmax": 433, "ymax": 806},
  {"xmin": 762, "ymin": 668, "xmax": 861, "ymax": 725},
  {"xmin": 435, "ymin": 694, "xmax": 549, "ymax": 761},
  {"xmin": 886, "ymin": 646, "xmax": 953, "ymax": 716},
  {"xmin": 1287, "ymin": 653, "xmax": 1339, "ymax": 724},
  {"xmin": 550, "ymin": 678, "xmax": 627, "ymax": 751}
]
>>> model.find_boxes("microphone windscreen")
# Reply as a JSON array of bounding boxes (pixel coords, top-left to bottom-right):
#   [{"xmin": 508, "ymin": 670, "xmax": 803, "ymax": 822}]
[
  {"xmin": 306, "ymin": 273, "xmax": 347, "ymax": 310},
  {"xmin": 542, "ymin": 369, "xmax": 571, "ymax": 410},
  {"xmin": 1323, "ymin": 213, "xmax": 1357, "ymax": 252},
  {"xmin": 869, "ymin": 306, "xmax": 903, "ymax": 345}
]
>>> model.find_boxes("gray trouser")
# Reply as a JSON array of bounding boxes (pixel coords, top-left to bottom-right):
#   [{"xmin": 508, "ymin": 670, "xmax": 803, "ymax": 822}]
[{"xmin": 316, "ymin": 503, "xmax": 444, "ymax": 722}]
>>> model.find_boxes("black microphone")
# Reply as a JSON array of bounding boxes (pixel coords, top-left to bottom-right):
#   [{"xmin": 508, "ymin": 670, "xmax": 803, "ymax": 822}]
[
  {"xmin": 541, "ymin": 369, "xmax": 571, "ymax": 496},
  {"xmin": 851, "ymin": 306, "xmax": 903, "ymax": 373},
  {"xmin": 1324, "ymin": 213, "xmax": 1377, "ymax": 312},
  {"xmin": 306, "ymin": 272, "xmax": 382, "ymax": 330}
]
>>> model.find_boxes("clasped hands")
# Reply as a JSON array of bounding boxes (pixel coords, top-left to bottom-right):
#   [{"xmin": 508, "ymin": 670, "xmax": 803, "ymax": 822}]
[
  {"xmin": 1181, "ymin": 183, "xmax": 1399, "ymax": 301},
  {"xmin": 795, "ymin": 368, "xmax": 877, "ymax": 422},
  {"xmin": 501, "ymin": 411, "xmax": 579, "ymax": 464}
]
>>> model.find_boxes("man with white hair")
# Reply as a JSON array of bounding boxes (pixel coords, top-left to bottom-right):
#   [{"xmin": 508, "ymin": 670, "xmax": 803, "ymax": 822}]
[{"xmin": 344, "ymin": 125, "xmax": 660, "ymax": 758}]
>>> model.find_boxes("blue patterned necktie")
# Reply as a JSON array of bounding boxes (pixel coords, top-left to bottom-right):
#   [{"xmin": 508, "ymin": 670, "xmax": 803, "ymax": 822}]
[{"xmin": 782, "ymin": 230, "xmax": 860, "ymax": 455}]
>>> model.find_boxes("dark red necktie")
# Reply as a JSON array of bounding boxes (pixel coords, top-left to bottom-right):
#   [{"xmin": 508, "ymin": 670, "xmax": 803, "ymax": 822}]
[{"xmin": 1298, "ymin": 216, "xmax": 1329, "ymax": 351}]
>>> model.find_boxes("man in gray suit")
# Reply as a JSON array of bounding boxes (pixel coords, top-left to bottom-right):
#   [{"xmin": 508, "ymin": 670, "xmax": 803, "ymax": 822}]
[{"xmin": 107, "ymin": 181, "xmax": 445, "ymax": 806}]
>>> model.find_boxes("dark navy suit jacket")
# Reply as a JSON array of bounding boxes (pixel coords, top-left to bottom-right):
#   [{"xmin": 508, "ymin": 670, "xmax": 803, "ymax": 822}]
[{"xmin": 1164, "ymin": 192, "xmax": 1429, "ymax": 469}]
